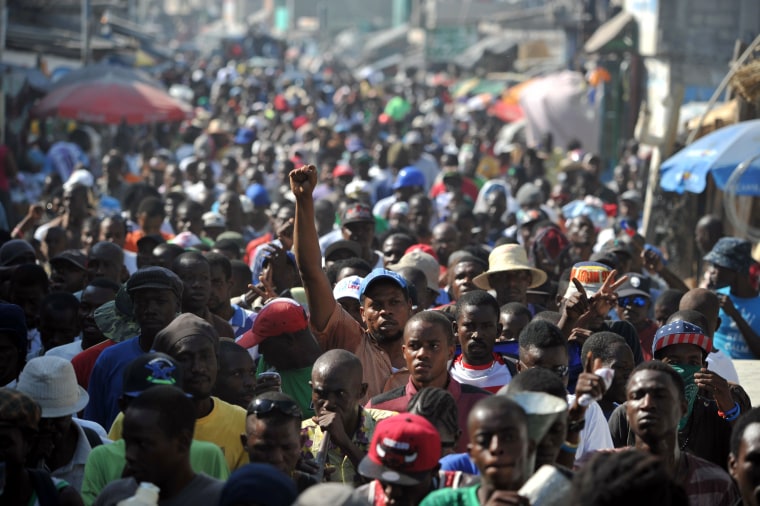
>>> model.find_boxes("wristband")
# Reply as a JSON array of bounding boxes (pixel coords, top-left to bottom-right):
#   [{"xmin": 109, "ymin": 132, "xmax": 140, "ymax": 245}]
[
  {"xmin": 718, "ymin": 402, "xmax": 740, "ymax": 421},
  {"xmin": 560, "ymin": 441, "xmax": 578, "ymax": 454}
]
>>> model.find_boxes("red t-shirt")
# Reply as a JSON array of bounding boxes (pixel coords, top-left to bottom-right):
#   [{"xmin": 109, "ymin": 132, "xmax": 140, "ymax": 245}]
[
  {"xmin": 428, "ymin": 177, "xmax": 479, "ymax": 202},
  {"xmin": 244, "ymin": 232, "xmax": 273, "ymax": 266},
  {"xmin": 637, "ymin": 320, "xmax": 659, "ymax": 361},
  {"xmin": 72, "ymin": 340, "xmax": 116, "ymax": 389}
]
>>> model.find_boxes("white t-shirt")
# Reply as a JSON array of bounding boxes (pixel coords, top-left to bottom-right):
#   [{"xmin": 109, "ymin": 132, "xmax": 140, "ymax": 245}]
[
  {"xmin": 123, "ymin": 250, "xmax": 137, "ymax": 275},
  {"xmin": 567, "ymin": 394, "xmax": 614, "ymax": 464},
  {"xmin": 45, "ymin": 340, "xmax": 83, "ymax": 361}
]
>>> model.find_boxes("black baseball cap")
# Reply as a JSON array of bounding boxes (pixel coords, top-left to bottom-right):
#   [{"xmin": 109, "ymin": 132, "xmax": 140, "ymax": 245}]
[{"xmin": 122, "ymin": 352, "xmax": 184, "ymax": 398}]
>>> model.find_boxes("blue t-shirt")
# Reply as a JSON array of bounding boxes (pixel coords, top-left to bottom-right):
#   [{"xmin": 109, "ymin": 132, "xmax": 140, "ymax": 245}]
[
  {"xmin": 439, "ymin": 452, "xmax": 479, "ymax": 475},
  {"xmin": 713, "ymin": 287, "xmax": 760, "ymax": 359},
  {"xmin": 84, "ymin": 336, "xmax": 143, "ymax": 429}
]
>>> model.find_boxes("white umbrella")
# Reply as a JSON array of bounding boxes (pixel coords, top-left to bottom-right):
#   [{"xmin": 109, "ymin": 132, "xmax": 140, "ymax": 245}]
[{"xmin": 518, "ymin": 71, "xmax": 600, "ymax": 151}]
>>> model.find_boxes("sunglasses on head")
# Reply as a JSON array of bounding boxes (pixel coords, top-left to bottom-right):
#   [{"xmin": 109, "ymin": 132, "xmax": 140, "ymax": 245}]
[
  {"xmin": 248, "ymin": 397, "xmax": 302, "ymax": 419},
  {"xmin": 618, "ymin": 296, "xmax": 648, "ymax": 308}
]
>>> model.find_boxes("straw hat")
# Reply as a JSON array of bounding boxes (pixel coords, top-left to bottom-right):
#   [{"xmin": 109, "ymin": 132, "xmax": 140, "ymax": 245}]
[
  {"xmin": 16, "ymin": 356, "xmax": 89, "ymax": 418},
  {"xmin": 473, "ymin": 244, "xmax": 547, "ymax": 290}
]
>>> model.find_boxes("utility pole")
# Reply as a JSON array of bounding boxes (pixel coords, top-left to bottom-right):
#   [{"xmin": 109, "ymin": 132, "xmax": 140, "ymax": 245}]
[{"xmin": 81, "ymin": 0, "xmax": 90, "ymax": 65}]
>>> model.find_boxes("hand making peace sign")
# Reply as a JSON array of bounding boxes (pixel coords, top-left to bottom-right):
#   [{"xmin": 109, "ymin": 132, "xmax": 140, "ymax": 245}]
[{"xmin": 564, "ymin": 269, "xmax": 629, "ymax": 328}]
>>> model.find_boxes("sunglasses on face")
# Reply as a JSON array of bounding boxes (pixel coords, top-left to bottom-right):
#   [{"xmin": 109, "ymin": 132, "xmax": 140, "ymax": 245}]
[
  {"xmin": 248, "ymin": 397, "xmax": 302, "ymax": 419},
  {"xmin": 519, "ymin": 362, "xmax": 569, "ymax": 379},
  {"xmin": 548, "ymin": 364, "xmax": 569, "ymax": 378},
  {"xmin": 618, "ymin": 296, "xmax": 648, "ymax": 308}
]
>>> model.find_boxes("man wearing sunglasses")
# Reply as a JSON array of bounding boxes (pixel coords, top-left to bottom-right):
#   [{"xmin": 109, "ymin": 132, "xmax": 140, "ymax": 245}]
[
  {"xmin": 616, "ymin": 273, "xmax": 659, "ymax": 361},
  {"xmin": 517, "ymin": 319, "xmax": 613, "ymax": 466},
  {"xmin": 242, "ymin": 391, "xmax": 317, "ymax": 492}
]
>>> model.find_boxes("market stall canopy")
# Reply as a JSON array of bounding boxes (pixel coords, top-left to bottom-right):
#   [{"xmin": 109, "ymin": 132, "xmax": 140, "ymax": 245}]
[
  {"xmin": 0, "ymin": 63, "xmax": 51, "ymax": 93},
  {"xmin": 452, "ymin": 77, "xmax": 512, "ymax": 98},
  {"xmin": 51, "ymin": 63, "xmax": 165, "ymax": 90},
  {"xmin": 584, "ymin": 11, "xmax": 637, "ymax": 53},
  {"xmin": 660, "ymin": 119, "xmax": 760, "ymax": 196},
  {"xmin": 488, "ymin": 100, "xmax": 524, "ymax": 123},
  {"xmin": 518, "ymin": 71, "xmax": 600, "ymax": 152},
  {"xmin": 454, "ymin": 34, "xmax": 519, "ymax": 70},
  {"xmin": 33, "ymin": 76, "xmax": 192, "ymax": 125},
  {"xmin": 685, "ymin": 99, "xmax": 739, "ymax": 136},
  {"xmin": 362, "ymin": 24, "xmax": 410, "ymax": 62}
]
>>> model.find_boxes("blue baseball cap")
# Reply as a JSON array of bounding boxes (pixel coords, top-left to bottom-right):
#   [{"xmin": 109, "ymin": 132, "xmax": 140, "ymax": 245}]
[
  {"xmin": 220, "ymin": 463, "xmax": 297, "ymax": 506},
  {"xmin": 234, "ymin": 127, "xmax": 256, "ymax": 145},
  {"xmin": 392, "ymin": 167, "xmax": 425, "ymax": 190},
  {"xmin": 359, "ymin": 268, "xmax": 409, "ymax": 300},
  {"xmin": 245, "ymin": 184, "xmax": 271, "ymax": 208}
]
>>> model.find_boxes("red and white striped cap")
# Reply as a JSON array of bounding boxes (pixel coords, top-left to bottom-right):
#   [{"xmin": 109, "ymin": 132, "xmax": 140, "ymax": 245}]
[{"xmin": 652, "ymin": 320, "xmax": 712, "ymax": 355}]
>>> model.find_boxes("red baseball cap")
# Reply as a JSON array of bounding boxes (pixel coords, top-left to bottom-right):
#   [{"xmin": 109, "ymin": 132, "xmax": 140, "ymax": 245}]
[
  {"xmin": 404, "ymin": 243, "xmax": 438, "ymax": 262},
  {"xmin": 332, "ymin": 163, "xmax": 354, "ymax": 178},
  {"xmin": 357, "ymin": 414, "xmax": 441, "ymax": 485},
  {"xmin": 237, "ymin": 298, "xmax": 309, "ymax": 348}
]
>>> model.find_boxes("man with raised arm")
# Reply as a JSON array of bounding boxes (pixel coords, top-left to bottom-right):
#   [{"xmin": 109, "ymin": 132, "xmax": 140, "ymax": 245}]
[{"xmin": 290, "ymin": 165, "xmax": 413, "ymax": 401}]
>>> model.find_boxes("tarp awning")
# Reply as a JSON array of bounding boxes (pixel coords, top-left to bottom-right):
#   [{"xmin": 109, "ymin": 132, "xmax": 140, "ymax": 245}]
[
  {"xmin": 363, "ymin": 24, "xmax": 409, "ymax": 56},
  {"xmin": 452, "ymin": 77, "xmax": 512, "ymax": 98},
  {"xmin": 584, "ymin": 11, "xmax": 637, "ymax": 53},
  {"xmin": 686, "ymin": 99, "xmax": 739, "ymax": 134},
  {"xmin": 455, "ymin": 34, "xmax": 519, "ymax": 69}
]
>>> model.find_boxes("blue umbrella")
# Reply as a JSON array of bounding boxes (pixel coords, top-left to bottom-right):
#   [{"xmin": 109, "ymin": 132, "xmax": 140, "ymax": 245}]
[{"xmin": 659, "ymin": 119, "xmax": 760, "ymax": 196}]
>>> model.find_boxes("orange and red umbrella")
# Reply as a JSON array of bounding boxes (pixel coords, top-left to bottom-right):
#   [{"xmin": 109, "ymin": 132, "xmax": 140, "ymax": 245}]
[{"xmin": 34, "ymin": 76, "xmax": 192, "ymax": 125}]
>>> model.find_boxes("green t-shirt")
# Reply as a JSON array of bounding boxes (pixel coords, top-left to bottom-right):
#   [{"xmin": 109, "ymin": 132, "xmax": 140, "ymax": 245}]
[
  {"xmin": 420, "ymin": 485, "xmax": 481, "ymax": 506},
  {"xmin": 256, "ymin": 359, "xmax": 315, "ymax": 419},
  {"xmin": 80, "ymin": 439, "xmax": 229, "ymax": 506}
]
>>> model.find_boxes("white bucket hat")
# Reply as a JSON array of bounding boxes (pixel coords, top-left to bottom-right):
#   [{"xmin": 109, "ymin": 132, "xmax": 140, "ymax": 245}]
[
  {"xmin": 16, "ymin": 356, "xmax": 89, "ymax": 418},
  {"xmin": 474, "ymin": 244, "xmax": 547, "ymax": 290}
]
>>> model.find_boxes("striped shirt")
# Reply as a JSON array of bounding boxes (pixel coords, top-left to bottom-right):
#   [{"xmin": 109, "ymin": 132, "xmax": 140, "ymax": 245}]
[
  {"xmin": 680, "ymin": 451, "xmax": 739, "ymax": 506},
  {"xmin": 449, "ymin": 354, "xmax": 513, "ymax": 393}
]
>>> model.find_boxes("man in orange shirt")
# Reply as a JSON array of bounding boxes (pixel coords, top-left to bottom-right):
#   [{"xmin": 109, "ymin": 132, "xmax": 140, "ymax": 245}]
[{"xmin": 124, "ymin": 197, "xmax": 173, "ymax": 252}]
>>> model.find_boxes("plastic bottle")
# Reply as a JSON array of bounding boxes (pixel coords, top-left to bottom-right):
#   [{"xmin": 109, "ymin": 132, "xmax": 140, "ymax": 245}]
[{"xmin": 116, "ymin": 482, "xmax": 160, "ymax": 506}]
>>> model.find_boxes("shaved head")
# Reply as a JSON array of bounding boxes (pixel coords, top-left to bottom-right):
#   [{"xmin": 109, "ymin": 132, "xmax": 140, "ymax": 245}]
[
  {"xmin": 91, "ymin": 241, "xmax": 124, "ymax": 262},
  {"xmin": 679, "ymin": 288, "xmax": 720, "ymax": 335},
  {"xmin": 468, "ymin": 395, "xmax": 527, "ymax": 432},
  {"xmin": 313, "ymin": 349, "xmax": 363, "ymax": 382}
]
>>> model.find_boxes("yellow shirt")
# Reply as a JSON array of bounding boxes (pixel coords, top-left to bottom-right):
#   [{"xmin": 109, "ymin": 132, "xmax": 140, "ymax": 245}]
[
  {"xmin": 477, "ymin": 155, "xmax": 501, "ymax": 180},
  {"xmin": 108, "ymin": 396, "xmax": 248, "ymax": 471}
]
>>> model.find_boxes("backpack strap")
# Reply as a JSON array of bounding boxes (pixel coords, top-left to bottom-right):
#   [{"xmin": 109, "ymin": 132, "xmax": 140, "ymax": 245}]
[
  {"xmin": 27, "ymin": 468, "xmax": 60, "ymax": 506},
  {"xmin": 498, "ymin": 353, "xmax": 519, "ymax": 377},
  {"xmin": 82, "ymin": 426, "xmax": 103, "ymax": 449}
]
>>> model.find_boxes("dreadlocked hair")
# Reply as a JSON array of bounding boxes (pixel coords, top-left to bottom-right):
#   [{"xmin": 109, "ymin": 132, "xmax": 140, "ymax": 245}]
[{"xmin": 407, "ymin": 387, "xmax": 459, "ymax": 436}]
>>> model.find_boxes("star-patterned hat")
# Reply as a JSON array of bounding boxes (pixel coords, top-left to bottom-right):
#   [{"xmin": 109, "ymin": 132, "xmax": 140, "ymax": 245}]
[{"xmin": 653, "ymin": 320, "xmax": 712, "ymax": 356}]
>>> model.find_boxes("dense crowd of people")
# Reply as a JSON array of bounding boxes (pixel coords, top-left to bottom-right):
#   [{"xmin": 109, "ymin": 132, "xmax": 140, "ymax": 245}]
[{"xmin": 1, "ymin": 54, "xmax": 760, "ymax": 506}]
